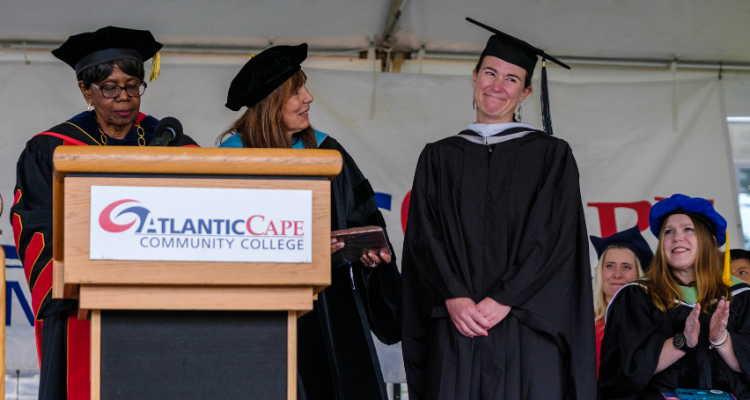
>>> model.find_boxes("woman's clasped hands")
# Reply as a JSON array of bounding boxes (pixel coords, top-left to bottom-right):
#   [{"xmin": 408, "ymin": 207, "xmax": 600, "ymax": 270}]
[{"xmin": 445, "ymin": 297, "xmax": 511, "ymax": 338}]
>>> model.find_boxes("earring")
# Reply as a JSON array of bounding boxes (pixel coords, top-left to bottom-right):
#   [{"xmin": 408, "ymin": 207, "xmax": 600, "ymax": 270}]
[
  {"xmin": 515, "ymin": 103, "xmax": 522, "ymax": 122},
  {"xmin": 472, "ymin": 100, "xmax": 476, "ymax": 110},
  {"xmin": 87, "ymin": 103, "xmax": 93, "ymax": 112}
]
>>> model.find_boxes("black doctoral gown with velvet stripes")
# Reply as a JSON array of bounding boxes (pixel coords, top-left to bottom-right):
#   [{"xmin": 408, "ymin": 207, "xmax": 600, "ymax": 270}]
[
  {"xmin": 599, "ymin": 279, "xmax": 750, "ymax": 400},
  {"xmin": 10, "ymin": 110, "xmax": 197, "ymax": 400},
  {"xmin": 401, "ymin": 130, "xmax": 597, "ymax": 400},
  {"xmin": 296, "ymin": 135, "xmax": 402, "ymax": 400}
]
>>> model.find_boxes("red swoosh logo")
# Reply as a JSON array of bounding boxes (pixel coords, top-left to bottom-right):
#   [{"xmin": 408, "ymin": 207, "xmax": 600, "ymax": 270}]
[{"xmin": 99, "ymin": 199, "xmax": 138, "ymax": 233}]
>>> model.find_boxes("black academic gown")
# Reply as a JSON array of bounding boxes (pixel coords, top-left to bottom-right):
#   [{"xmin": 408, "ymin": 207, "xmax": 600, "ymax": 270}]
[
  {"xmin": 296, "ymin": 135, "xmax": 402, "ymax": 400},
  {"xmin": 401, "ymin": 129, "xmax": 597, "ymax": 400},
  {"xmin": 599, "ymin": 280, "xmax": 750, "ymax": 400},
  {"xmin": 10, "ymin": 111, "xmax": 198, "ymax": 400}
]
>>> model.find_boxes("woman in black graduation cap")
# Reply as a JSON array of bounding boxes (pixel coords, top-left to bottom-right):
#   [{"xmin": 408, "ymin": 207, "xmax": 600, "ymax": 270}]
[
  {"xmin": 218, "ymin": 44, "xmax": 402, "ymax": 400},
  {"xmin": 590, "ymin": 226, "xmax": 652, "ymax": 378},
  {"xmin": 401, "ymin": 18, "xmax": 596, "ymax": 400},
  {"xmin": 10, "ymin": 26, "xmax": 197, "ymax": 400},
  {"xmin": 600, "ymin": 194, "xmax": 750, "ymax": 399}
]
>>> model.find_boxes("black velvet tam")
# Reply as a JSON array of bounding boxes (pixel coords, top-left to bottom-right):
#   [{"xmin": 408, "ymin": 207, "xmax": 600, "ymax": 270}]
[
  {"xmin": 467, "ymin": 17, "xmax": 570, "ymax": 77},
  {"xmin": 52, "ymin": 26, "xmax": 161, "ymax": 73},
  {"xmin": 225, "ymin": 43, "xmax": 308, "ymax": 111}
]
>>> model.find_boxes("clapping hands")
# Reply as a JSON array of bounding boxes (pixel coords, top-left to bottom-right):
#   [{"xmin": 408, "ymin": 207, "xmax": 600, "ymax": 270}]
[
  {"xmin": 683, "ymin": 299, "xmax": 731, "ymax": 348},
  {"xmin": 710, "ymin": 299, "xmax": 731, "ymax": 344},
  {"xmin": 684, "ymin": 304, "xmax": 701, "ymax": 348}
]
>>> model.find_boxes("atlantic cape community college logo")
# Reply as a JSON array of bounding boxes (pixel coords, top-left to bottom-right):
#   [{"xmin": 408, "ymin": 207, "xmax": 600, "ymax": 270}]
[
  {"xmin": 99, "ymin": 199, "xmax": 150, "ymax": 233},
  {"xmin": 90, "ymin": 186, "xmax": 313, "ymax": 263}
]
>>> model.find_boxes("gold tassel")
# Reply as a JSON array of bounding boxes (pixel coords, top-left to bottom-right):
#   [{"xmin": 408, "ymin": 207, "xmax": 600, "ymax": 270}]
[
  {"xmin": 149, "ymin": 52, "xmax": 161, "ymax": 82},
  {"xmin": 724, "ymin": 229, "xmax": 733, "ymax": 286}
]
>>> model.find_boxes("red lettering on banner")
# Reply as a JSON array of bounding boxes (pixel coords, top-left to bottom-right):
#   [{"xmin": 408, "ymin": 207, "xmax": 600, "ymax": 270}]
[
  {"xmin": 587, "ymin": 201, "xmax": 652, "ymax": 238},
  {"xmin": 294, "ymin": 221, "xmax": 304, "ymax": 236},
  {"xmin": 401, "ymin": 191, "xmax": 412, "ymax": 233},
  {"xmin": 400, "ymin": 193, "xmax": 714, "ymax": 238}
]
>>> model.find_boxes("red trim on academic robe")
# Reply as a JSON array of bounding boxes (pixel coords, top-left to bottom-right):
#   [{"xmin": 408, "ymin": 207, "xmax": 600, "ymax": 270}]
[
  {"xmin": 34, "ymin": 132, "xmax": 88, "ymax": 146},
  {"xmin": 28, "ymin": 112, "xmax": 195, "ymax": 400},
  {"xmin": 67, "ymin": 310, "xmax": 91, "ymax": 400},
  {"xmin": 596, "ymin": 319, "xmax": 605, "ymax": 379},
  {"xmin": 31, "ymin": 260, "xmax": 52, "ymax": 317},
  {"xmin": 25, "ymin": 134, "xmax": 93, "ymax": 400}
]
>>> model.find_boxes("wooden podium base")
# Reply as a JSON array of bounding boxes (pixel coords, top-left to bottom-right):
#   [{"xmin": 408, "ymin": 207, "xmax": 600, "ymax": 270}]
[{"xmin": 91, "ymin": 310, "xmax": 297, "ymax": 400}]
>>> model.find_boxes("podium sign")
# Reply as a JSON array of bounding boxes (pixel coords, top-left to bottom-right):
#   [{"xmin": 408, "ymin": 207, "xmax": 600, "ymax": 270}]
[{"xmin": 90, "ymin": 185, "xmax": 313, "ymax": 263}]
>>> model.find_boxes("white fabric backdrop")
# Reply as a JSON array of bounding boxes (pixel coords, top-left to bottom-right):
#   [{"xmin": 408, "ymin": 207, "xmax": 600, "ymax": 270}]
[{"xmin": 0, "ymin": 55, "xmax": 744, "ymax": 381}]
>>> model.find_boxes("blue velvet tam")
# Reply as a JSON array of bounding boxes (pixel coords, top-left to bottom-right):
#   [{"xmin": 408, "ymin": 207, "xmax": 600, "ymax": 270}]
[
  {"xmin": 648, "ymin": 194, "xmax": 727, "ymax": 246},
  {"xmin": 590, "ymin": 226, "xmax": 654, "ymax": 272}
]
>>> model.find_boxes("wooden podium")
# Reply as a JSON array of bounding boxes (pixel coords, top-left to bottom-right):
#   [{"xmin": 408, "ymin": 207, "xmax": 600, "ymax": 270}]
[{"xmin": 51, "ymin": 147, "xmax": 342, "ymax": 400}]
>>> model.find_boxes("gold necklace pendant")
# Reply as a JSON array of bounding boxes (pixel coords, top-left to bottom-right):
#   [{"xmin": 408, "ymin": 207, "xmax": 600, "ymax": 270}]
[
  {"xmin": 100, "ymin": 132, "xmax": 108, "ymax": 145},
  {"xmin": 95, "ymin": 115, "xmax": 144, "ymax": 146},
  {"xmin": 94, "ymin": 115, "xmax": 108, "ymax": 146},
  {"xmin": 137, "ymin": 124, "xmax": 146, "ymax": 146}
]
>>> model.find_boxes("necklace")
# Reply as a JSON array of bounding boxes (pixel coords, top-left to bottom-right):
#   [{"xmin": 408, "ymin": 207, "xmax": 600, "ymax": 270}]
[{"xmin": 95, "ymin": 115, "xmax": 145, "ymax": 146}]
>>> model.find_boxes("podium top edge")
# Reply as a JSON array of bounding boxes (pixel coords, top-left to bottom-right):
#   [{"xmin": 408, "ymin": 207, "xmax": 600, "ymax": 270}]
[{"xmin": 53, "ymin": 147, "xmax": 343, "ymax": 178}]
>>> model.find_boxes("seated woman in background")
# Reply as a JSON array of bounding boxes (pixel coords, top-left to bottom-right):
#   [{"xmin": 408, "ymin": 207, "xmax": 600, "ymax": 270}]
[
  {"xmin": 730, "ymin": 249, "xmax": 750, "ymax": 284},
  {"xmin": 599, "ymin": 194, "xmax": 750, "ymax": 399},
  {"xmin": 217, "ymin": 44, "xmax": 402, "ymax": 400},
  {"xmin": 590, "ymin": 226, "xmax": 652, "ymax": 378}
]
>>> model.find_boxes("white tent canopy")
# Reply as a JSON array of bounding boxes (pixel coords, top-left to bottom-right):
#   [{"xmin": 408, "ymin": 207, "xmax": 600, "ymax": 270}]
[{"xmin": 2, "ymin": 0, "xmax": 750, "ymax": 64}]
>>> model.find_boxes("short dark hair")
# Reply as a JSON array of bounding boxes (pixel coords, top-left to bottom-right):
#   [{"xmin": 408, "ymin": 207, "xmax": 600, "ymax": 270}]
[
  {"xmin": 77, "ymin": 58, "xmax": 144, "ymax": 88},
  {"xmin": 730, "ymin": 249, "xmax": 750, "ymax": 262},
  {"xmin": 474, "ymin": 54, "xmax": 532, "ymax": 89}
]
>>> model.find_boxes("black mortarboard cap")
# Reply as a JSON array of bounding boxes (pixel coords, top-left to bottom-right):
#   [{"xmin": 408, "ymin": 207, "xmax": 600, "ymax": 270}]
[
  {"xmin": 590, "ymin": 226, "xmax": 654, "ymax": 273},
  {"xmin": 467, "ymin": 17, "xmax": 570, "ymax": 136},
  {"xmin": 52, "ymin": 26, "xmax": 162, "ymax": 76},
  {"xmin": 225, "ymin": 44, "xmax": 308, "ymax": 111}
]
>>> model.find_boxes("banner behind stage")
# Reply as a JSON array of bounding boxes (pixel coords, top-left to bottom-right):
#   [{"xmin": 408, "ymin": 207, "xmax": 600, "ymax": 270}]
[{"xmin": 0, "ymin": 56, "xmax": 742, "ymax": 379}]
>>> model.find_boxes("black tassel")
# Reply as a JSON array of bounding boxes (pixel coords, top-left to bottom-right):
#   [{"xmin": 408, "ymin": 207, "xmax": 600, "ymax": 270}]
[{"xmin": 540, "ymin": 58, "xmax": 553, "ymax": 136}]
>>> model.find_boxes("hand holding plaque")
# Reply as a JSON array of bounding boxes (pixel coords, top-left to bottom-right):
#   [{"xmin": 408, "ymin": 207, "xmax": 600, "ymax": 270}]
[{"xmin": 331, "ymin": 226, "xmax": 392, "ymax": 267}]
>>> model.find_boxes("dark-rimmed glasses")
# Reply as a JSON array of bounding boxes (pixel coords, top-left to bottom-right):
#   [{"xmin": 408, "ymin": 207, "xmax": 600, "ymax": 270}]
[{"xmin": 91, "ymin": 82, "xmax": 147, "ymax": 98}]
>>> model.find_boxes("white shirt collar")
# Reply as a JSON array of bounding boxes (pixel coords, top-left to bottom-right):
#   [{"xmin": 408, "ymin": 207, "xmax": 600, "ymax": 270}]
[{"xmin": 466, "ymin": 122, "xmax": 538, "ymax": 137}]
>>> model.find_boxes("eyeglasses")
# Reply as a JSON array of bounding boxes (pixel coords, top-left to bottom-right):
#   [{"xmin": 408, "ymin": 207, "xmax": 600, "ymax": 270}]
[{"xmin": 91, "ymin": 82, "xmax": 147, "ymax": 98}]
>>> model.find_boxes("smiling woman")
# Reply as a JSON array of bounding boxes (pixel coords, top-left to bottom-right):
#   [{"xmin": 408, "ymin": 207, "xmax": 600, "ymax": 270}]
[
  {"xmin": 217, "ymin": 44, "xmax": 402, "ymax": 400},
  {"xmin": 401, "ymin": 18, "xmax": 594, "ymax": 400},
  {"xmin": 472, "ymin": 55, "xmax": 532, "ymax": 125},
  {"xmin": 600, "ymin": 195, "xmax": 750, "ymax": 399},
  {"xmin": 590, "ymin": 226, "xmax": 651, "ymax": 378}
]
